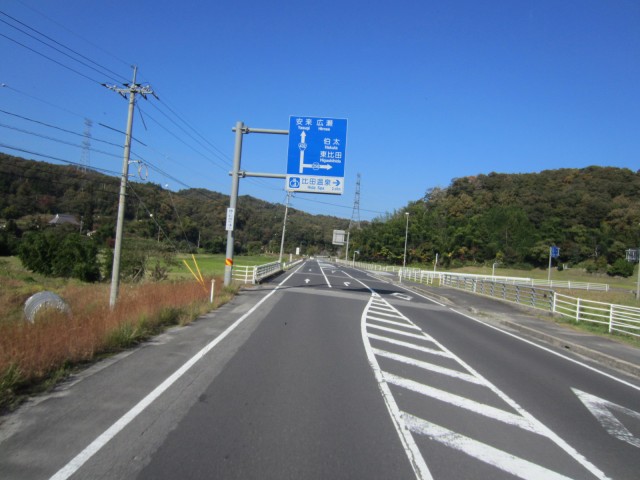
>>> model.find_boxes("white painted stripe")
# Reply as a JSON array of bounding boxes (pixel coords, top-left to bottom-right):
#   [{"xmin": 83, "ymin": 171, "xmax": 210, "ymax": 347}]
[
  {"xmin": 372, "ymin": 348, "xmax": 485, "ymax": 385},
  {"xmin": 361, "ymin": 297, "xmax": 433, "ymax": 480},
  {"xmin": 367, "ymin": 333, "xmax": 450, "ymax": 358},
  {"xmin": 368, "ymin": 316, "xmax": 421, "ymax": 330},
  {"xmin": 49, "ymin": 265, "xmax": 303, "ymax": 480},
  {"xmin": 368, "ymin": 308, "xmax": 407, "ymax": 319},
  {"xmin": 384, "ymin": 372, "xmax": 540, "ymax": 434},
  {"xmin": 449, "ymin": 307, "xmax": 640, "ymax": 393},
  {"xmin": 320, "ymin": 263, "xmax": 332, "ymax": 288},
  {"xmin": 404, "ymin": 414, "xmax": 574, "ymax": 480},
  {"xmin": 367, "ymin": 323, "xmax": 429, "ymax": 340}
]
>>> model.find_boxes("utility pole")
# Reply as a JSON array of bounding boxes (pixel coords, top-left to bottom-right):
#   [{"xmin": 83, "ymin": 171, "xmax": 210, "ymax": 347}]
[
  {"xmin": 278, "ymin": 192, "xmax": 292, "ymax": 264},
  {"xmin": 105, "ymin": 66, "xmax": 156, "ymax": 307}
]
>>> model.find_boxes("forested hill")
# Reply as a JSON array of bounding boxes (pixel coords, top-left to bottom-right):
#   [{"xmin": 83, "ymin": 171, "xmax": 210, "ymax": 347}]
[
  {"xmin": 0, "ymin": 154, "xmax": 350, "ymax": 255},
  {"xmin": 354, "ymin": 166, "xmax": 640, "ymax": 270}
]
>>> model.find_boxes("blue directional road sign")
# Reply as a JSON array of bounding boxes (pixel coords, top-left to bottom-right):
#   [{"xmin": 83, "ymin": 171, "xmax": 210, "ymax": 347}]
[
  {"xmin": 550, "ymin": 246, "xmax": 560, "ymax": 258},
  {"xmin": 286, "ymin": 116, "xmax": 347, "ymax": 195}
]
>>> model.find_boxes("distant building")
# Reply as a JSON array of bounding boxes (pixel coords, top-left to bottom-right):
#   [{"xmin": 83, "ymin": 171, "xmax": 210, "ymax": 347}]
[{"xmin": 49, "ymin": 214, "xmax": 80, "ymax": 226}]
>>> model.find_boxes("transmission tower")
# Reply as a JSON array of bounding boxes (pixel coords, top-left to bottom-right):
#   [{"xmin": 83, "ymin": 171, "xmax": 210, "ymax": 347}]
[
  {"xmin": 79, "ymin": 118, "xmax": 92, "ymax": 172},
  {"xmin": 349, "ymin": 173, "xmax": 361, "ymax": 230}
]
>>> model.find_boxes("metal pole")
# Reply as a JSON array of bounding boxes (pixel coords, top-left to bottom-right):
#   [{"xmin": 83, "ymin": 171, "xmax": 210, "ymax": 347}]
[
  {"xmin": 109, "ymin": 66, "xmax": 138, "ymax": 308},
  {"xmin": 547, "ymin": 246, "xmax": 552, "ymax": 282},
  {"xmin": 403, "ymin": 212, "xmax": 410, "ymax": 269},
  {"xmin": 224, "ymin": 121, "xmax": 244, "ymax": 287},
  {"xmin": 636, "ymin": 250, "xmax": 640, "ymax": 300},
  {"xmin": 278, "ymin": 192, "xmax": 291, "ymax": 264},
  {"xmin": 345, "ymin": 230, "xmax": 350, "ymax": 261}
]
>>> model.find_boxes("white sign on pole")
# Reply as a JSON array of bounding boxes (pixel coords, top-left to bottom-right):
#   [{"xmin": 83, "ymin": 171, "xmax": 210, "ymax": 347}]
[
  {"xmin": 333, "ymin": 229, "xmax": 346, "ymax": 245},
  {"xmin": 225, "ymin": 208, "xmax": 235, "ymax": 231}
]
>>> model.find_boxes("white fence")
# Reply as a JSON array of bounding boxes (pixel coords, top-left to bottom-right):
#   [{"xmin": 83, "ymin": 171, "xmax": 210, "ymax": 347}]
[
  {"xmin": 333, "ymin": 258, "xmax": 638, "ymax": 339},
  {"xmin": 232, "ymin": 259, "xmax": 303, "ymax": 285}
]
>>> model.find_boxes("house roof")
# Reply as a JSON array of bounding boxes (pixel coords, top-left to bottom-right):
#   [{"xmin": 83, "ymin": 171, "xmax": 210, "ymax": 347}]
[{"xmin": 49, "ymin": 214, "xmax": 80, "ymax": 226}]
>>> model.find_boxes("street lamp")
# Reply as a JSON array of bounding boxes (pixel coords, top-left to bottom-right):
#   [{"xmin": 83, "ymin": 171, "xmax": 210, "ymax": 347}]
[{"xmin": 403, "ymin": 212, "xmax": 410, "ymax": 270}]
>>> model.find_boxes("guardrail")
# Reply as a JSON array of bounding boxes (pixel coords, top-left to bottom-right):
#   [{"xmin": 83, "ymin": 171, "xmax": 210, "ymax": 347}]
[
  {"xmin": 333, "ymin": 258, "xmax": 637, "ymax": 339},
  {"xmin": 232, "ymin": 259, "xmax": 304, "ymax": 285}
]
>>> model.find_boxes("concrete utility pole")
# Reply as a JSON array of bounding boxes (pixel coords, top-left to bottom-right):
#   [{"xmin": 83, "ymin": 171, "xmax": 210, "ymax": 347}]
[{"xmin": 105, "ymin": 66, "xmax": 156, "ymax": 307}]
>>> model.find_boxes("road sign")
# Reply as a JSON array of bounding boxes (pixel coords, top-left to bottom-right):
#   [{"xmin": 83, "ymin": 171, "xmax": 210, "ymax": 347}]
[
  {"xmin": 286, "ymin": 116, "xmax": 347, "ymax": 195},
  {"xmin": 550, "ymin": 246, "xmax": 560, "ymax": 258},
  {"xmin": 332, "ymin": 229, "xmax": 346, "ymax": 245},
  {"xmin": 225, "ymin": 208, "xmax": 235, "ymax": 231}
]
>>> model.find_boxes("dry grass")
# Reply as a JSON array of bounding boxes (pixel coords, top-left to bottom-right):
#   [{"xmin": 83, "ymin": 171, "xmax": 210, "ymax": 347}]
[{"xmin": 0, "ymin": 278, "xmax": 237, "ymax": 412}]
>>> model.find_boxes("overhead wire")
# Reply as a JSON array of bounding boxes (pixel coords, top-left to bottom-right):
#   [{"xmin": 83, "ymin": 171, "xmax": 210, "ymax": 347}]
[
  {"xmin": 0, "ymin": 109, "xmax": 122, "ymax": 148},
  {"xmin": 15, "ymin": 0, "xmax": 132, "ymax": 71},
  {"xmin": 0, "ymin": 12, "xmax": 126, "ymax": 85},
  {"xmin": 0, "ymin": 32, "xmax": 104, "ymax": 85}
]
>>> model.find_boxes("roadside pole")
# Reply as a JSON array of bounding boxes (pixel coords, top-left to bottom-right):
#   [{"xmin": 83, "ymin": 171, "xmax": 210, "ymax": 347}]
[{"xmin": 224, "ymin": 121, "xmax": 244, "ymax": 287}]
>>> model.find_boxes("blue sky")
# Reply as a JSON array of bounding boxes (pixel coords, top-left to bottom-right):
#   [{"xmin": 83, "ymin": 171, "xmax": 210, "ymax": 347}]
[{"xmin": 1, "ymin": 0, "xmax": 639, "ymax": 221}]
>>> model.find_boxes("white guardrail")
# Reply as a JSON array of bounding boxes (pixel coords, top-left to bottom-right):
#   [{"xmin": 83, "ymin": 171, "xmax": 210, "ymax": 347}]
[
  {"xmin": 232, "ymin": 259, "xmax": 304, "ymax": 285},
  {"xmin": 333, "ymin": 259, "xmax": 639, "ymax": 339}
]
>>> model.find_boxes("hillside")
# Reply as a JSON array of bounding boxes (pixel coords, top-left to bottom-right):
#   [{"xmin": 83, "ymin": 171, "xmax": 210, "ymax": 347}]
[
  {"xmin": 352, "ymin": 166, "xmax": 640, "ymax": 270},
  {"xmin": 0, "ymin": 154, "xmax": 350, "ymax": 256}
]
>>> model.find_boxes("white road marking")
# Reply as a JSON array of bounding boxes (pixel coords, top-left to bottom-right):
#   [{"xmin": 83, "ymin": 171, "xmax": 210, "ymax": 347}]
[
  {"xmin": 367, "ymin": 316, "xmax": 422, "ymax": 330},
  {"xmin": 360, "ymin": 299, "xmax": 434, "ymax": 480},
  {"xmin": 362, "ymin": 294, "xmax": 611, "ymax": 480},
  {"xmin": 404, "ymin": 414, "xmax": 575, "ymax": 480},
  {"xmin": 367, "ymin": 333, "xmax": 451, "ymax": 358},
  {"xmin": 48, "ymin": 264, "xmax": 306, "ymax": 480},
  {"xmin": 384, "ymin": 372, "xmax": 540, "ymax": 434},
  {"xmin": 372, "ymin": 348, "xmax": 484, "ymax": 385},
  {"xmin": 573, "ymin": 388, "xmax": 640, "ymax": 448},
  {"xmin": 367, "ymin": 323, "xmax": 430, "ymax": 341}
]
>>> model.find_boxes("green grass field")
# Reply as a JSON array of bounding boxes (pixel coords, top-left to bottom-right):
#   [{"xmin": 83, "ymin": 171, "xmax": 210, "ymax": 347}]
[{"xmin": 169, "ymin": 254, "xmax": 279, "ymax": 279}]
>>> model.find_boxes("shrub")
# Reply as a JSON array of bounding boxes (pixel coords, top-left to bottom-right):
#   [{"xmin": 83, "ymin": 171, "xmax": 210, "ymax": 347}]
[{"xmin": 607, "ymin": 258, "xmax": 635, "ymax": 278}]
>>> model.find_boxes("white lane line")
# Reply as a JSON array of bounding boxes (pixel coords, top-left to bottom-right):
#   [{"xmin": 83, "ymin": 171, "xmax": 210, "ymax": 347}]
[
  {"xmin": 367, "ymin": 294, "xmax": 611, "ymax": 480},
  {"xmin": 449, "ymin": 308, "xmax": 640, "ymax": 393},
  {"xmin": 367, "ymin": 323, "xmax": 429, "ymax": 341},
  {"xmin": 49, "ymin": 265, "xmax": 304, "ymax": 480},
  {"xmin": 367, "ymin": 316, "xmax": 421, "ymax": 330},
  {"xmin": 320, "ymin": 263, "xmax": 332, "ymax": 288},
  {"xmin": 404, "ymin": 414, "xmax": 575, "ymax": 480},
  {"xmin": 384, "ymin": 372, "xmax": 540, "ymax": 434},
  {"xmin": 367, "ymin": 333, "xmax": 451, "ymax": 358},
  {"xmin": 372, "ymin": 348, "xmax": 485, "ymax": 385},
  {"xmin": 361, "ymin": 297, "xmax": 433, "ymax": 480}
]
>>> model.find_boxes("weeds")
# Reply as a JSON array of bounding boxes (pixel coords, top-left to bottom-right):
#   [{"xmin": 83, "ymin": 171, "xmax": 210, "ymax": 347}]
[{"xmin": 0, "ymin": 277, "xmax": 237, "ymax": 412}]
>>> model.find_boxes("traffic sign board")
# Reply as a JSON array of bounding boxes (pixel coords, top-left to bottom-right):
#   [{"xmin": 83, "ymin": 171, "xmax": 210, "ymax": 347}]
[
  {"xmin": 550, "ymin": 246, "xmax": 560, "ymax": 258},
  {"xmin": 286, "ymin": 116, "xmax": 347, "ymax": 195}
]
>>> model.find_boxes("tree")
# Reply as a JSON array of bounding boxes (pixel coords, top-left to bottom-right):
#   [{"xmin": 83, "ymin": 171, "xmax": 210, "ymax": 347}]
[{"xmin": 19, "ymin": 227, "xmax": 100, "ymax": 281}]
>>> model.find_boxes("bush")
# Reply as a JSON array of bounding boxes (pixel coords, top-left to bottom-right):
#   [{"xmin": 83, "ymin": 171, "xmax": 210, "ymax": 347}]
[
  {"xmin": 607, "ymin": 258, "xmax": 635, "ymax": 278},
  {"xmin": 18, "ymin": 228, "xmax": 100, "ymax": 282}
]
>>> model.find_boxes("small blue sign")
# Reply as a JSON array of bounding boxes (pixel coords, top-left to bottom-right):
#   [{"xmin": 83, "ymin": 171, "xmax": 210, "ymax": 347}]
[
  {"xmin": 551, "ymin": 246, "xmax": 560, "ymax": 258},
  {"xmin": 286, "ymin": 116, "xmax": 347, "ymax": 195}
]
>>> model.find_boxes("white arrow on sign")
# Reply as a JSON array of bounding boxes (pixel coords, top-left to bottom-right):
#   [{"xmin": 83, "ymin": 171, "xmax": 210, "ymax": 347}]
[
  {"xmin": 573, "ymin": 388, "xmax": 640, "ymax": 448},
  {"xmin": 300, "ymin": 162, "xmax": 332, "ymax": 171}
]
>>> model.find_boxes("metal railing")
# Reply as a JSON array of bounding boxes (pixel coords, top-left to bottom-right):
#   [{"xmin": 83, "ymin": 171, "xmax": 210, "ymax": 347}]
[
  {"xmin": 232, "ymin": 259, "xmax": 303, "ymax": 285},
  {"xmin": 333, "ymin": 258, "xmax": 637, "ymax": 339}
]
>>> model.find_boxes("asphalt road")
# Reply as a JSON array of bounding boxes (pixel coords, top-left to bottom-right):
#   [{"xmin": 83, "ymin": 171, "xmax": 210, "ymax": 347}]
[{"xmin": 1, "ymin": 259, "xmax": 639, "ymax": 479}]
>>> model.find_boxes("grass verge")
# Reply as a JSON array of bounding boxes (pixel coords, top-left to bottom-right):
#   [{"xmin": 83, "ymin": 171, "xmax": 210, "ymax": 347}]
[{"xmin": 0, "ymin": 278, "xmax": 238, "ymax": 413}]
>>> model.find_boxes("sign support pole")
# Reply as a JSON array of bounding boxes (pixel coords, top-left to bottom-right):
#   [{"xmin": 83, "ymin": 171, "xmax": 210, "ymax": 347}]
[
  {"xmin": 548, "ymin": 246, "xmax": 553, "ymax": 282},
  {"xmin": 224, "ymin": 121, "xmax": 244, "ymax": 287}
]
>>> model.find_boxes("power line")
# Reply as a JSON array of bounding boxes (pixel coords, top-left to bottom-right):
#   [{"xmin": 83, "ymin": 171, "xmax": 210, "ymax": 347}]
[
  {"xmin": 0, "ymin": 108, "xmax": 121, "ymax": 147},
  {"xmin": 0, "ymin": 12, "xmax": 126, "ymax": 84},
  {"xmin": 0, "ymin": 32, "xmax": 103, "ymax": 85},
  {"xmin": 0, "ymin": 143, "xmax": 121, "ymax": 176},
  {"xmin": 15, "ymin": 0, "xmax": 132, "ymax": 71}
]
